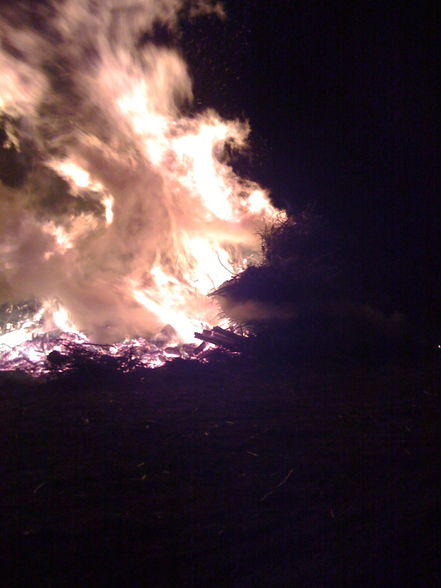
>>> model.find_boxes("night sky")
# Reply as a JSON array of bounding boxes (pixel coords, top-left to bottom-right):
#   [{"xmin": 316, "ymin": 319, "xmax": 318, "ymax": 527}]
[{"xmin": 181, "ymin": 1, "xmax": 439, "ymax": 330}]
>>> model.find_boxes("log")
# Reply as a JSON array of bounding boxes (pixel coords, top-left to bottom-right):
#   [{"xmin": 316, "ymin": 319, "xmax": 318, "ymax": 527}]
[
  {"xmin": 212, "ymin": 326, "xmax": 247, "ymax": 342},
  {"xmin": 194, "ymin": 327, "xmax": 249, "ymax": 352}
]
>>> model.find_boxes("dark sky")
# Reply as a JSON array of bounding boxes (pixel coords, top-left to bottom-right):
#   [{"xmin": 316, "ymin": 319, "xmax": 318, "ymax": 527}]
[{"xmin": 182, "ymin": 1, "xmax": 439, "ymax": 327}]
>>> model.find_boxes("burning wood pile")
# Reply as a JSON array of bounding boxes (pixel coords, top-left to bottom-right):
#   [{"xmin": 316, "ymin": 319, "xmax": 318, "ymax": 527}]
[
  {"xmin": 0, "ymin": 0, "xmax": 283, "ymax": 376},
  {"xmin": 0, "ymin": 324, "xmax": 251, "ymax": 377}
]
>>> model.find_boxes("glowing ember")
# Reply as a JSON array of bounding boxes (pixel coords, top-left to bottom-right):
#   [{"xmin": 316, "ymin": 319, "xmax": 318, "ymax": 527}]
[{"xmin": 0, "ymin": 0, "xmax": 284, "ymax": 373}]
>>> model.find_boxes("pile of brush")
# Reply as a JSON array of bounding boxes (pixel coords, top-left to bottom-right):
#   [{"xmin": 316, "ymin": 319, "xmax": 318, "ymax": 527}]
[{"xmin": 212, "ymin": 210, "xmax": 426, "ymax": 362}]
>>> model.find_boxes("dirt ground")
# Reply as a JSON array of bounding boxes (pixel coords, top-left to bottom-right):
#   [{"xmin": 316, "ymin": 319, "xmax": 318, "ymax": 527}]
[{"xmin": 1, "ymin": 356, "xmax": 439, "ymax": 587}]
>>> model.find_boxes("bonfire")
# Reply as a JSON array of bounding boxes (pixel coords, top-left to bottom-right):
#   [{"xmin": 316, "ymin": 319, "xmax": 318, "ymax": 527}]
[{"xmin": 0, "ymin": 0, "xmax": 285, "ymax": 375}]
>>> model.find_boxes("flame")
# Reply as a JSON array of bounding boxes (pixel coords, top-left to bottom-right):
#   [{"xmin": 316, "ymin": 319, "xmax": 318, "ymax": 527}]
[
  {"xmin": 0, "ymin": 0, "xmax": 285, "ymax": 372},
  {"xmin": 52, "ymin": 161, "xmax": 97, "ymax": 190},
  {"xmin": 103, "ymin": 196, "xmax": 114, "ymax": 225}
]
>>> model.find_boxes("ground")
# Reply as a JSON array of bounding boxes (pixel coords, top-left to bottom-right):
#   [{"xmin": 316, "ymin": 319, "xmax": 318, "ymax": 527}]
[{"xmin": 1, "ymin": 356, "xmax": 439, "ymax": 587}]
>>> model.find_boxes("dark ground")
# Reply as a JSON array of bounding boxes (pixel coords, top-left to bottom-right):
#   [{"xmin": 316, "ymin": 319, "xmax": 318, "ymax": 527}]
[{"xmin": 1, "ymin": 355, "xmax": 439, "ymax": 587}]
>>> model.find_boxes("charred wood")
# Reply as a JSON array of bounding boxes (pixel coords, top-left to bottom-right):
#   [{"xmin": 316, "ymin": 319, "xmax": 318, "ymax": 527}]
[{"xmin": 194, "ymin": 328, "xmax": 249, "ymax": 351}]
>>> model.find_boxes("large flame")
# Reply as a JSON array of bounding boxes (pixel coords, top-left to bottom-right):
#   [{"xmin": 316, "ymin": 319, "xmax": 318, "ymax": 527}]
[{"xmin": 0, "ymin": 0, "xmax": 283, "ymax": 369}]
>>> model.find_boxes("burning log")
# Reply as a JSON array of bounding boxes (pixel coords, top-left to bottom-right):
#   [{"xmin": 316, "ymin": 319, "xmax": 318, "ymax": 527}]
[{"xmin": 194, "ymin": 327, "xmax": 250, "ymax": 352}]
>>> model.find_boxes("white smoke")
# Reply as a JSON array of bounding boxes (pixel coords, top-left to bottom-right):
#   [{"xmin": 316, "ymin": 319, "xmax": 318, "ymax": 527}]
[{"xmin": 0, "ymin": 0, "xmax": 281, "ymax": 343}]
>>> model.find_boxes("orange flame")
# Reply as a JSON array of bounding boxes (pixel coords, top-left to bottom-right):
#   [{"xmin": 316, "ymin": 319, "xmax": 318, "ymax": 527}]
[{"xmin": 0, "ymin": 0, "xmax": 285, "ymax": 366}]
